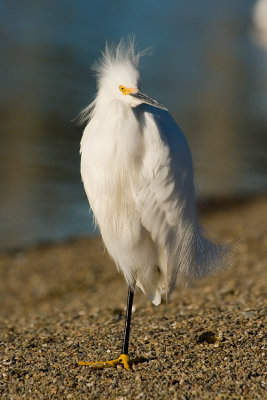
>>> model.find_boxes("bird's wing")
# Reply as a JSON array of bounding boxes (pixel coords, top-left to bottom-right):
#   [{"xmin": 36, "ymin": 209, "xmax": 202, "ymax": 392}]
[
  {"xmin": 135, "ymin": 107, "xmax": 195, "ymax": 244},
  {"xmin": 133, "ymin": 108, "xmax": 195, "ymax": 288},
  {"xmin": 134, "ymin": 107, "xmax": 227, "ymax": 293}
]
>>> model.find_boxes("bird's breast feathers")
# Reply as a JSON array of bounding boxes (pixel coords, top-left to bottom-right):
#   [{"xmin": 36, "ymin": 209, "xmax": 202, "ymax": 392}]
[{"xmin": 80, "ymin": 105, "xmax": 194, "ymax": 240}]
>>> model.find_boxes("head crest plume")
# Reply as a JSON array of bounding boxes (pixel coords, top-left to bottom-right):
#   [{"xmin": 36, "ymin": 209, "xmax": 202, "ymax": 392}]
[
  {"xmin": 93, "ymin": 39, "xmax": 142, "ymax": 81},
  {"xmin": 79, "ymin": 39, "xmax": 149, "ymax": 124}
]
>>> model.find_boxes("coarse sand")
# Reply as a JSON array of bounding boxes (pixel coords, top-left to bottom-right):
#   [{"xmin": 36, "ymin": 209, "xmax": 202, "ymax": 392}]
[{"xmin": 0, "ymin": 195, "xmax": 266, "ymax": 399}]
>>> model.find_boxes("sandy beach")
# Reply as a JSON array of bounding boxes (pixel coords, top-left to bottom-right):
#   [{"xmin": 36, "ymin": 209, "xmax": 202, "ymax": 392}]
[{"xmin": 0, "ymin": 195, "xmax": 266, "ymax": 399}]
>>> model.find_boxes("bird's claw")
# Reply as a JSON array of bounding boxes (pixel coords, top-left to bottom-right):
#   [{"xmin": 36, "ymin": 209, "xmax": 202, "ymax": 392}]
[{"xmin": 78, "ymin": 353, "xmax": 131, "ymax": 370}]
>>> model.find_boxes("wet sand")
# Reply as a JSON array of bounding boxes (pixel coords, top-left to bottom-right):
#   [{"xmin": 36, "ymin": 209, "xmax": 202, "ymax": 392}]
[{"xmin": 0, "ymin": 195, "xmax": 266, "ymax": 399}]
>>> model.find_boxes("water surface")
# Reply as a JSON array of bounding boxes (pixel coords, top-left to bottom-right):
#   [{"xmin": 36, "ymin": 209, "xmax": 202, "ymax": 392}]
[{"xmin": 1, "ymin": 1, "xmax": 267, "ymax": 249}]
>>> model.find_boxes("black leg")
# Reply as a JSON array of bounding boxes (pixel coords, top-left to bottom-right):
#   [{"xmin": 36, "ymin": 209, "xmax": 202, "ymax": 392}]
[
  {"xmin": 78, "ymin": 286, "xmax": 136, "ymax": 370},
  {"xmin": 122, "ymin": 287, "xmax": 134, "ymax": 355}
]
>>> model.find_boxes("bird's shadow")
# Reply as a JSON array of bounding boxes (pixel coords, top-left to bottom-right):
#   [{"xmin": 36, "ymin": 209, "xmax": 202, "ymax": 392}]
[{"xmin": 130, "ymin": 355, "xmax": 156, "ymax": 367}]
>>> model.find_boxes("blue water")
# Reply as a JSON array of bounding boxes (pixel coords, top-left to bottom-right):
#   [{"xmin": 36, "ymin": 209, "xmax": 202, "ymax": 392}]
[{"xmin": 1, "ymin": 0, "xmax": 267, "ymax": 250}]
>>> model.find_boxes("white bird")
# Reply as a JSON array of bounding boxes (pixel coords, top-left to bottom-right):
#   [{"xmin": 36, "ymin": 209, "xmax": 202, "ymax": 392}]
[
  {"xmin": 79, "ymin": 40, "xmax": 229, "ymax": 370},
  {"xmin": 252, "ymin": 0, "xmax": 267, "ymax": 49}
]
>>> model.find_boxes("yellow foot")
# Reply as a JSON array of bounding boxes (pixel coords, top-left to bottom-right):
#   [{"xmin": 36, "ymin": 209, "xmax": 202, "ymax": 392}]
[{"xmin": 78, "ymin": 354, "xmax": 132, "ymax": 370}]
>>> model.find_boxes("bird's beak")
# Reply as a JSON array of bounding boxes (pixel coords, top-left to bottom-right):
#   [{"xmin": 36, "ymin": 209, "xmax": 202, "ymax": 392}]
[{"xmin": 130, "ymin": 91, "xmax": 168, "ymax": 111}]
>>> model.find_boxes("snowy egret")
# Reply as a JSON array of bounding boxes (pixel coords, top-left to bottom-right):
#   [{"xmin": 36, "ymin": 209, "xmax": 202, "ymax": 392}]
[{"xmin": 79, "ymin": 41, "xmax": 229, "ymax": 370}]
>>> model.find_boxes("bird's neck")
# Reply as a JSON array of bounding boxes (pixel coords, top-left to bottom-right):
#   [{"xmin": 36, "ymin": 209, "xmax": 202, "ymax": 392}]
[{"xmin": 93, "ymin": 90, "xmax": 127, "ymax": 119}]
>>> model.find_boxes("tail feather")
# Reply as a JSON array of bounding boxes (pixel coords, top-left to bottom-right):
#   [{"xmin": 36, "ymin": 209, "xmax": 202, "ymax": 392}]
[{"xmin": 166, "ymin": 222, "xmax": 234, "ymax": 295}]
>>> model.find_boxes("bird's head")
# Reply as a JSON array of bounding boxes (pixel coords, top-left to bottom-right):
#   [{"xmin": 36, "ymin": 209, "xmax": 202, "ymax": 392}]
[{"xmin": 94, "ymin": 40, "xmax": 167, "ymax": 111}]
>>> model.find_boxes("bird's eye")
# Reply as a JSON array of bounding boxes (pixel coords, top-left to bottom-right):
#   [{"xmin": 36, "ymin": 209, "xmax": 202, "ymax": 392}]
[{"xmin": 119, "ymin": 85, "xmax": 126, "ymax": 93}]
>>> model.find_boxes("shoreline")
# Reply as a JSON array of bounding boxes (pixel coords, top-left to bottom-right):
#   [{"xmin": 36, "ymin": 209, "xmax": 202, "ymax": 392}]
[{"xmin": 2, "ymin": 192, "xmax": 266, "ymax": 256}]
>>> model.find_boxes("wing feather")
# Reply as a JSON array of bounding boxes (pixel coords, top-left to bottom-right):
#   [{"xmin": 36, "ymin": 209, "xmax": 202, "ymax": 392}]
[{"xmin": 134, "ymin": 106, "xmax": 228, "ymax": 296}]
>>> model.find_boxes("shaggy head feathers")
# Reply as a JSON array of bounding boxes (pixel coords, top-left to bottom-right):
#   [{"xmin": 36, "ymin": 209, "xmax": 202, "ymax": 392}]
[
  {"xmin": 93, "ymin": 40, "xmax": 143, "ymax": 88},
  {"xmin": 79, "ymin": 40, "xmax": 147, "ymax": 123}
]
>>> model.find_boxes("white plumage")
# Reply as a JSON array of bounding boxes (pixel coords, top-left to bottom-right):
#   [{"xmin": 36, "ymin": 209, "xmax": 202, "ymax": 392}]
[
  {"xmin": 80, "ymin": 41, "xmax": 228, "ymax": 306},
  {"xmin": 252, "ymin": 0, "xmax": 267, "ymax": 49}
]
